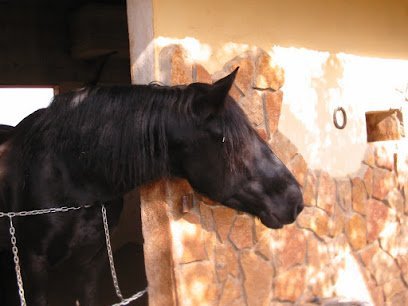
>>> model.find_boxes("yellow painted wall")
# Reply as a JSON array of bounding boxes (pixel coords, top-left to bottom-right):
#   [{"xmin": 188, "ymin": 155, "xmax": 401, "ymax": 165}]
[
  {"xmin": 153, "ymin": 0, "xmax": 408, "ymax": 60},
  {"xmin": 128, "ymin": 0, "xmax": 408, "ymax": 176}
]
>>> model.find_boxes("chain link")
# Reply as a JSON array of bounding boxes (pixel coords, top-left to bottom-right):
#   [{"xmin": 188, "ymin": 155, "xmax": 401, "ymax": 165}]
[
  {"xmin": 102, "ymin": 204, "xmax": 124, "ymax": 300},
  {"xmin": 0, "ymin": 205, "xmax": 92, "ymax": 219},
  {"xmin": 101, "ymin": 204, "xmax": 147, "ymax": 305},
  {"xmin": 1, "ymin": 204, "xmax": 147, "ymax": 306},
  {"xmin": 111, "ymin": 289, "xmax": 148, "ymax": 306},
  {"xmin": 9, "ymin": 217, "xmax": 27, "ymax": 306}
]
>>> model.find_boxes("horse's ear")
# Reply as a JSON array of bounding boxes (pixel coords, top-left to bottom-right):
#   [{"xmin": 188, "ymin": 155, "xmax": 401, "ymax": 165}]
[
  {"xmin": 193, "ymin": 67, "xmax": 239, "ymax": 119},
  {"xmin": 210, "ymin": 67, "xmax": 238, "ymax": 104}
]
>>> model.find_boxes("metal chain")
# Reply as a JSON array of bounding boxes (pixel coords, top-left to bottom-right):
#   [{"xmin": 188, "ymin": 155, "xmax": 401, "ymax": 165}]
[
  {"xmin": 9, "ymin": 217, "xmax": 27, "ymax": 306},
  {"xmin": 111, "ymin": 289, "xmax": 148, "ymax": 306},
  {"xmin": 0, "ymin": 205, "xmax": 93, "ymax": 306},
  {"xmin": 101, "ymin": 204, "xmax": 147, "ymax": 306},
  {"xmin": 101, "ymin": 204, "xmax": 124, "ymax": 300},
  {"xmin": 0, "ymin": 205, "xmax": 92, "ymax": 219},
  {"xmin": 1, "ymin": 204, "xmax": 147, "ymax": 306}
]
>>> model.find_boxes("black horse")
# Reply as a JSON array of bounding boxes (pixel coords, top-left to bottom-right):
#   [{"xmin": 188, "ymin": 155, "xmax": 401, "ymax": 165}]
[
  {"xmin": 0, "ymin": 124, "xmax": 13, "ymax": 143},
  {"xmin": 0, "ymin": 69, "xmax": 303, "ymax": 305},
  {"xmin": 0, "ymin": 112, "xmax": 124, "ymax": 306}
]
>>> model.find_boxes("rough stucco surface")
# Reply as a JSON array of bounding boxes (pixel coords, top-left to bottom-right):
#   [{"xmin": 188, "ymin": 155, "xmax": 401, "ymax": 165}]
[{"xmin": 142, "ymin": 45, "xmax": 408, "ymax": 306}]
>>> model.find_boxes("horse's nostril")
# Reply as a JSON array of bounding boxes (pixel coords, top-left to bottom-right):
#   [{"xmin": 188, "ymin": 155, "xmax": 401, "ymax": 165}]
[
  {"xmin": 292, "ymin": 200, "xmax": 304, "ymax": 221},
  {"xmin": 296, "ymin": 203, "xmax": 304, "ymax": 215}
]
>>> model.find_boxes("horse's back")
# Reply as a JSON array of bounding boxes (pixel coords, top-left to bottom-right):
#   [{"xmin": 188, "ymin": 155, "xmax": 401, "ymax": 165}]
[
  {"xmin": 0, "ymin": 124, "xmax": 13, "ymax": 251},
  {"xmin": 0, "ymin": 125, "xmax": 13, "ymax": 144}
]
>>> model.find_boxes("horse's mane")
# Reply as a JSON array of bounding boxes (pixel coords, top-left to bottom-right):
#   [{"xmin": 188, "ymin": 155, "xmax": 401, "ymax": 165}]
[
  {"xmin": 0, "ymin": 125, "xmax": 13, "ymax": 144},
  {"xmin": 17, "ymin": 84, "xmax": 253, "ymax": 191}
]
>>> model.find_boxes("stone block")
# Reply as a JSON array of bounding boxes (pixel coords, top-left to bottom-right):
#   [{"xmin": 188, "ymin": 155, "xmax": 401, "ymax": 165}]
[
  {"xmin": 351, "ymin": 177, "xmax": 367, "ymax": 215},
  {"xmin": 303, "ymin": 170, "xmax": 319, "ymax": 207},
  {"xmin": 358, "ymin": 243, "xmax": 379, "ymax": 268},
  {"xmin": 329, "ymin": 203, "xmax": 346, "ymax": 237},
  {"xmin": 379, "ymin": 220, "xmax": 400, "ymax": 258},
  {"xmin": 269, "ymin": 303, "xmax": 293, "ymax": 306},
  {"xmin": 254, "ymin": 215, "xmax": 271, "ymax": 242},
  {"xmin": 255, "ymin": 231, "xmax": 273, "ymax": 260},
  {"xmin": 306, "ymin": 232, "xmax": 330, "ymax": 271},
  {"xmin": 177, "ymin": 261, "xmax": 219, "ymax": 306},
  {"xmin": 297, "ymin": 207, "xmax": 329, "ymax": 238},
  {"xmin": 383, "ymin": 278, "xmax": 406, "ymax": 302},
  {"xmin": 254, "ymin": 50, "xmax": 285, "ymax": 90},
  {"xmin": 387, "ymin": 291, "xmax": 408, "ymax": 306},
  {"xmin": 317, "ymin": 172, "xmax": 336, "ymax": 215},
  {"xmin": 310, "ymin": 268, "xmax": 335, "ymax": 298},
  {"xmin": 238, "ymin": 89, "xmax": 264, "ymax": 127},
  {"xmin": 366, "ymin": 198, "xmax": 390, "ymax": 243},
  {"xmin": 370, "ymin": 248, "xmax": 400, "ymax": 285},
  {"xmin": 214, "ymin": 241, "xmax": 240, "ymax": 282},
  {"xmin": 264, "ymin": 90, "xmax": 283, "ymax": 135},
  {"xmin": 374, "ymin": 145, "xmax": 395, "ymax": 170},
  {"xmin": 269, "ymin": 131, "xmax": 298, "ymax": 166},
  {"xmin": 229, "ymin": 83, "xmax": 243, "ymax": 101},
  {"xmin": 159, "ymin": 45, "xmax": 192, "ymax": 85},
  {"xmin": 256, "ymin": 127, "xmax": 268, "ymax": 141},
  {"xmin": 386, "ymin": 189, "xmax": 404, "ymax": 216},
  {"xmin": 194, "ymin": 64, "xmax": 212, "ymax": 83},
  {"xmin": 271, "ymin": 224, "xmax": 307, "ymax": 271},
  {"xmin": 363, "ymin": 166, "xmax": 373, "ymax": 197},
  {"xmin": 202, "ymin": 229, "xmax": 217, "ymax": 264},
  {"xmin": 404, "ymin": 182, "xmax": 408, "ymax": 215},
  {"xmin": 240, "ymin": 250, "xmax": 274, "ymax": 306},
  {"xmin": 171, "ymin": 218, "xmax": 208, "ymax": 264},
  {"xmin": 197, "ymin": 194, "xmax": 218, "ymax": 207},
  {"xmin": 212, "ymin": 206, "xmax": 236, "ymax": 243},
  {"xmin": 381, "ymin": 217, "xmax": 408, "ymax": 274},
  {"xmin": 372, "ymin": 168, "xmax": 395, "ymax": 200},
  {"xmin": 345, "ymin": 213, "xmax": 367, "ymax": 250},
  {"xmin": 336, "ymin": 178, "xmax": 352, "ymax": 212},
  {"xmin": 199, "ymin": 202, "xmax": 215, "ymax": 232},
  {"xmin": 363, "ymin": 144, "xmax": 376, "ymax": 167},
  {"xmin": 229, "ymin": 214, "xmax": 255, "ymax": 249},
  {"xmin": 287, "ymin": 154, "xmax": 308, "ymax": 187},
  {"xmin": 365, "ymin": 109, "xmax": 404, "ymax": 142},
  {"xmin": 365, "ymin": 279, "xmax": 385, "ymax": 306},
  {"xmin": 274, "ymin": 266, "xmax": 306, "ymax": 302},
  {"xmin": 397, "ymin": 251, "xmax": 408, "ymax": 285},
  {"xmin": 224, "ymin": 55, "xmax": 255, "ymax": 93},
  {"xmin": 218, "ymin": 276, "xmax": 244, "ymax": 306}
]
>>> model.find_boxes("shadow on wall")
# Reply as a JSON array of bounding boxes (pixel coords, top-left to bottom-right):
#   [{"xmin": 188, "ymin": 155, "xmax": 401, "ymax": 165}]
[
  {"xmin": 312, "ymin": 54, "xmax": 345, "ymax": 135},
  {"xmin": 274, "ymin": 48, "xmax": 366, "ymax": 176},
  {"xmin": 311, "ymin": 53, "xmax": 366, "ymax": 174}
]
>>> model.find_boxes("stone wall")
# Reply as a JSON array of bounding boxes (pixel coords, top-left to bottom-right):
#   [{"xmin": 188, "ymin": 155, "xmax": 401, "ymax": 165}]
[{"xmin": 140, "ymin": 45, "xmax": 408, "ymax": 306}]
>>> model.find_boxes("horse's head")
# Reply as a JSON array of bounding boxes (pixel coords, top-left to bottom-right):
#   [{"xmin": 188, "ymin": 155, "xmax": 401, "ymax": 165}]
[{"xmin": 167, "ymin": 69, "xmax": 304, "ymax": 229}]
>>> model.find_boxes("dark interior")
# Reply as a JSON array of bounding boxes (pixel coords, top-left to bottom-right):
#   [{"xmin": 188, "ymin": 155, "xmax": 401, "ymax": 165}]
[
  {"xmin": 0, "ymin": 0, "xmax": 147, "ymax": 305},
  {"xmin": 0, "ymin": 0, "xmax": 131, "ymax": 91}
]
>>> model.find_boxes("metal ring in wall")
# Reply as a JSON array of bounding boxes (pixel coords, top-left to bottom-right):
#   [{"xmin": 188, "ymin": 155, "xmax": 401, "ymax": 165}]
[{"xmin": 333, "ymin": 107, "xmax": 347, "ymax": 129}]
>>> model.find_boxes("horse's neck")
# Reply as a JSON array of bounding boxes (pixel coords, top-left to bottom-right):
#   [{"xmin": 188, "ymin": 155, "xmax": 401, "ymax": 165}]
[{"xmin": 69, "ymin": 88, "xmax": 171, "ymax": 194}]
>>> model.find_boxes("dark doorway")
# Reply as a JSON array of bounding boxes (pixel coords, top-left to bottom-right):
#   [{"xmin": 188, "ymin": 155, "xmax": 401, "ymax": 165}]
[{"xmin": 0, "ymin": 1, "xmax": 147, "ymax": 305}]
